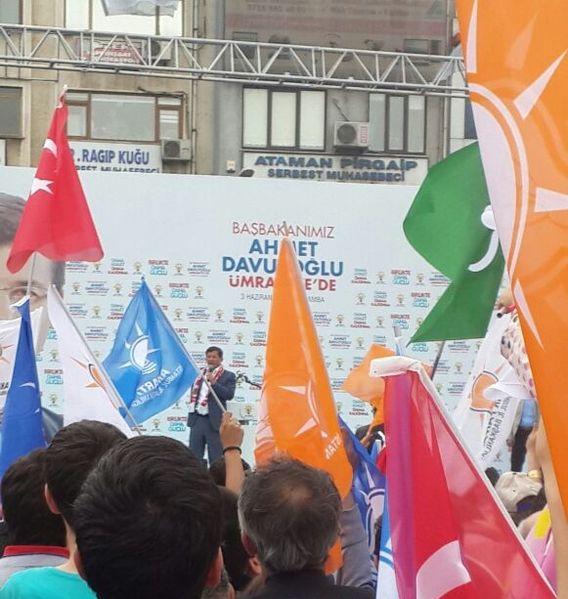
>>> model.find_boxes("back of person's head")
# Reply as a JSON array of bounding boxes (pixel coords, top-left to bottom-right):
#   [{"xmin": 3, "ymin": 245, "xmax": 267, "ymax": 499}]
[
  {"xmin": 0, "ymin": 193, "xmax": 24, "ymax": 247},
  {"xmin": 44, "ymin": 420, "xmax": 127, "ymax": 528},
  {"xmin": 74, "ymin": 435, "xmax": 222, "ymax": 599},
  {"xmin": 218, "ymin": 487, "xmax": 253, "ymax": 591},
  {"xmin": 1, "ymin": 449, "xmax": 65, "ymax": 547},
  {"xmin": 238, "ymin": 457, "xmax": 341, "ymax": 574},
  {"xmin": 209, "ymin": 457, "xmax": 251, "ymax": 487}
]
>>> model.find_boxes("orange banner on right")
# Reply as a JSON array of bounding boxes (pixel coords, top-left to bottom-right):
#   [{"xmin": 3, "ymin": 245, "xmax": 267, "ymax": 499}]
[{"xmin": 456, "ymin": 1, "xmax": 568, "ymax": 509}]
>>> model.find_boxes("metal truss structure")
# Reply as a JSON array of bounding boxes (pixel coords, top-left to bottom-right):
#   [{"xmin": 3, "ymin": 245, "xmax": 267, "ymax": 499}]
[{"xmin": 0, "ymin": 24, "xmax": 469, "ymax": 96}]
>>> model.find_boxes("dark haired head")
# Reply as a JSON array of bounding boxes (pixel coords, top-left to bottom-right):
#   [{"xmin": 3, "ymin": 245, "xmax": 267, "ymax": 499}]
[
  {"xmin": 74, "ymin": 435, "xmax": 222, "ymax": 599},
  {"xmin": 44, "ymin": 420, "xmax": 126, "ymax": 528},
  {"xmin": 0, "ymin": 193, "xmax": 26, "ymax": 248},
  {"xmin": 1, "ymin": 449, "xmax": 66, "ymax": 547},
  {"xmin": 206, "ymin": 346, "xmax": 223, "ymax": 360},
  {"xmin": 238, "ymin": 457, "xmax": 341, "ymax": 574},
  {"xmin": 218, "ymin": 487, "xmax": 252, "ymax": 591},
  {"xmin": 209, "ymin": 457, "xmax": 251, "ymax": 487}
]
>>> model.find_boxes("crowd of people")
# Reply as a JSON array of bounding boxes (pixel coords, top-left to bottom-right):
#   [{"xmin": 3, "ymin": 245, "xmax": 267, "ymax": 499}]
[
  {"xmin": 0, "ymin": 408, "xmax": 564, "ymax": 599},
  {"xmin": 0, "ymin": 413, "xmax": 380, "ymax": 599}
]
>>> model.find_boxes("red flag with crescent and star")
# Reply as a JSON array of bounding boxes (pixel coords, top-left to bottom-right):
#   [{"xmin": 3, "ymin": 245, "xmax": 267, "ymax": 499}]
[{"xmin": 7, "ymin": 91, "xmax": 103, "ymax": 273}]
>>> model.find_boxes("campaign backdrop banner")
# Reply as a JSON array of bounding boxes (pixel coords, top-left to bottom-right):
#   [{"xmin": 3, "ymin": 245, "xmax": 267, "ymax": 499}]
[{"xmin": 0, "ymin": 167, "xmax": 478, "ymax": 461}]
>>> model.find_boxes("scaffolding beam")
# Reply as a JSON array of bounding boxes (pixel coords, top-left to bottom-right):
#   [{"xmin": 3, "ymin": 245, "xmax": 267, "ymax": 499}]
[{"xmin": 0, "ymin": 24, "xmax": 469, "ymax": 96}]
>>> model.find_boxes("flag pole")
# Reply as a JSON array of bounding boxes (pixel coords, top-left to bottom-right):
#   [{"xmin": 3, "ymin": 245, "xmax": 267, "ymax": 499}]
[
  {"xmin": 25, "ymin": 253, "xmax": 37, "ymax": 297},
  {"xmin": 50, "ymin": 285, "xmax": 143, "ymax": 435},
  {"xmin": 430, "ymin": 340, "xmax": 446, "ymax": 380},
  {"xmin": 393, "ymin": 325, "xmax": 405, "ymax": 357},
  {"xmin": 144, "ymin": 283, "xmax": 227, "ymax": 414}
]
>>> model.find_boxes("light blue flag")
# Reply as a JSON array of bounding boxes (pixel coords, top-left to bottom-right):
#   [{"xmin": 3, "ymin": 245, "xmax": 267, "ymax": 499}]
[
  {"xmin": 0, "ymin": 299, "xmax": 46, "ymax": 479},
  {"xmin": 103, "ymin": 280, "xmax": 198, "ymax": 423}
]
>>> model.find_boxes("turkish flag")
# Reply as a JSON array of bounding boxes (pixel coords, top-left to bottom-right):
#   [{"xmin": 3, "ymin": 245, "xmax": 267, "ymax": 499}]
[
  {"xmin": 7, "ymin": 94, "xmax": 103, "ymax": 273},
  {"xmin": 377, "ymin": 358, "xmax": 555, "ymax": 598}
]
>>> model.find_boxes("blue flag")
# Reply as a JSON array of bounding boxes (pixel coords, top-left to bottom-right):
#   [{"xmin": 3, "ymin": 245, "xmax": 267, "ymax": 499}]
[
  {"xmin": 0, "ymin": 299, "xmax": 46, "ymax": 479},
  {"xmin": 103, "ymin": 280, "xmax": 198, "ymax": 423},
  {"xmin": 339, "ymin": 419, "xmax": 386, "ymax": 563},
  {"xmin": 377, "ymin": 485, "xmax": 399, "ymax": 598}
]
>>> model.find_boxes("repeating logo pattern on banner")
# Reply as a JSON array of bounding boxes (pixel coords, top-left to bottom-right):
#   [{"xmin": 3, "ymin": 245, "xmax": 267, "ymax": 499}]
[{"xmin": 0, "ymin": 167, "xmax": 479, "ymax": 459}]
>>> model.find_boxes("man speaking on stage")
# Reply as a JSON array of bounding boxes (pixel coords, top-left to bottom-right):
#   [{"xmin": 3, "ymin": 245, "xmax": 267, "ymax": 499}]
[{"xmin": 187, "ymin": 346, "xmax": 236, "ymax": 463}]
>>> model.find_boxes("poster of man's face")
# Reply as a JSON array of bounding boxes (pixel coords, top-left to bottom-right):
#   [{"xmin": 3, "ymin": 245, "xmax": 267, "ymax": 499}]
[{"xmin": 0, "ymin": 193, "xmax": 64, "ymax": 320}]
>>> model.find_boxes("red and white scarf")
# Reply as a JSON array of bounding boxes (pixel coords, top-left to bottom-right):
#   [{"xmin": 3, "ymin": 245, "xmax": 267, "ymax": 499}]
[{"xmin": 188, "ymin": 366, "xmax": 224, "ymax": 414}]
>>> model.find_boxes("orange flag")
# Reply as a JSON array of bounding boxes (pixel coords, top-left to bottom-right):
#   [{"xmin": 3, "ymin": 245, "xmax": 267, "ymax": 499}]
[
  {"xmin": 456, "ymin": 1, "xmax": 568, "ymax": 510},
  {"xmin": 255, "ymin": 239, "xmax": 352, "ymax": 498},
  {"xmin": 341, "ymin": 344, "xmax": 394, "ymax": 424}
]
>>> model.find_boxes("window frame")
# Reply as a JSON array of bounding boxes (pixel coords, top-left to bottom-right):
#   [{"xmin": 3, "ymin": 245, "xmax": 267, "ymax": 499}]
[
  {"xmin": 242, "ymin": 87, "xmax": 326, "ymax": 152},
  {"xmin": 67, "ymin": 91, "xmax": 183, "ymax": 143},
  {"xmin": 0, "ymin": 86, "xmax": 23, "ymax": 139},
  {"xmin": 369, "ymin": 93, "xmax": 427, "ymax": 155},
  {"xmin": 64, "ymin": 0, "xmax": 184, "ymax": 35},
  {"xmin": 0, "ymin": 0, "xmax": 22, "ymax": 25}
]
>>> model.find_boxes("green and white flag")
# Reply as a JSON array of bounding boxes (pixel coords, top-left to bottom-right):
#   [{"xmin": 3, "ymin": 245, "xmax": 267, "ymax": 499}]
[{"xmin": 403, "ymin": 143, "xmax": 505, "ymax": 343}]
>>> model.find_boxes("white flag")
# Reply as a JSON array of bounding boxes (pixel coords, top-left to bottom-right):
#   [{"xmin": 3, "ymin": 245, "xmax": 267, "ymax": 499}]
[
  {"xmin": 101, "ymin": 0, "xmax": 180, "ymax": 17},
  {"xmin": 47, "ymin": 287, "xmax": 134, "ymax": 437},
  {"xmin": 453, "ymin": 313, "xmax": 526, "ymax": 469},
  {"xmin": 0, "ymin": 307, "xmax": 45, "ymax": 407}
]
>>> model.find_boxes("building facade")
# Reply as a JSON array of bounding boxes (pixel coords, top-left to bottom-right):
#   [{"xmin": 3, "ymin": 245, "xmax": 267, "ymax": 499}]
[{"xmin": 0, "ymin": 0, "xmax": 475, "ymax": 181}]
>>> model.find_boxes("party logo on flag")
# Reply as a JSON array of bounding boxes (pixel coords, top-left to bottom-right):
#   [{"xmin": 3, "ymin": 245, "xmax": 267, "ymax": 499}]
[
  {"xmin": 104, "ymin": 280, "xmax": 198, "ymax": 423},
  {"xmin": 456, "ymin": 0, "xmax": 568, "ymax": 509}
]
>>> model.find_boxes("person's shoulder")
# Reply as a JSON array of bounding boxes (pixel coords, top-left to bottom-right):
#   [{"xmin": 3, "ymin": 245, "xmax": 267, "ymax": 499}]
[
  {"xmin": 0, "ymin": 567, "xmax": 52, "ymax": 595},
  {"xmin": 333, "ymin": 585, "xmax": 374, "ymax": 599},
  {"xmin": 222, "ymin": 369, "xmax": 236, "ymax": 379}
]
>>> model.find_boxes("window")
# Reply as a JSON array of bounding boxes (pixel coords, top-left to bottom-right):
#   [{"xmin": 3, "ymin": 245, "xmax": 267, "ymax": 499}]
[
  {"xmin": 243, "ymin": 89, "xmax": 268, "ymax": 148},
  {"xmin": 0, "ymin": 87, "xmax": 22, "ymax": 137},
  {"xmin": 0, "ymin": 0, "xmax": 21, "ymax": 24},
  {"xmin": 67, "ymin": 92, "xmax": 183, "ymax": 142},
  {"xmin": 369, "ymin": 94, "xmax": 426, "ymax": 154},
  {"xmin": 242, "ymin": 89, "xmax": 325, "ymax": 150},
  {"xmin": 65, "ymin": 0, "xmax": 183, "ymax": 36},
  {"xmin": 232, "ymin": 32, "xmax": 258, "ymax": 59},
  {"xmin": 271, "ymin": 92, "xmax": 296, "ymax": 147},
  {"xmin": 403, "ymin": 39, "xmax": 430, "ymax": 55}
]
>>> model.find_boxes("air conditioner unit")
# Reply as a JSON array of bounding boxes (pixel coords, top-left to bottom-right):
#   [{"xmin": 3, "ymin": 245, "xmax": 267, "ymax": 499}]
[
  {"xmin": 161, "ymin": 138, "xmax": 191, "ymax": 161},
  {"xmin": 150, "ymin": 40, "xmax": 173, "ymax": 64},
  {"xmin": 333, "ymin": 122, "xmax": 370, "ymax": 149}
]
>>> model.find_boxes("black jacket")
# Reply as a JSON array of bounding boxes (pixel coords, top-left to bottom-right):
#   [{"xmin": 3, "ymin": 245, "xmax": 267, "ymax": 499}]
[
  {"xmin": 250, "ymin": 570, "xmax": 374, "ymax": 599},
  {"xmin": 186, "ymin": 369, "xmax": 236, "ymax": 430}
]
